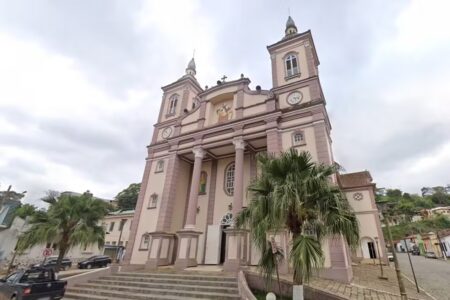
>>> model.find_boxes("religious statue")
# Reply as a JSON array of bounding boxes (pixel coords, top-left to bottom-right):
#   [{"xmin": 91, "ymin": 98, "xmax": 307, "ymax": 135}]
[{"xmin": 216, "ymin": 103, "xmax": 232, "ymax": 123}]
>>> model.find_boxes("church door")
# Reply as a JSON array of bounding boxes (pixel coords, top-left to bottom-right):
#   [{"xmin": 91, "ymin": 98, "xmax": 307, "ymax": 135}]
[{"xmin": 220, "ymin": 225, "xmax": 230, "ymax": 264}]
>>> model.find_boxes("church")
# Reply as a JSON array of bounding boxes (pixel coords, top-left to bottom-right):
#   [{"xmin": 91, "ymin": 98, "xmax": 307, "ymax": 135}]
[{"xmin": 123, "ymin": 16, "xmax": 386, "ymax": 283}]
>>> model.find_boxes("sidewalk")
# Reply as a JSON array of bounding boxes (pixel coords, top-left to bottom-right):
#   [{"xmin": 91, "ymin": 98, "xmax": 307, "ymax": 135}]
[{"xmin": 307, "ymin": 264, "xmax": 434, "ymax": 300}]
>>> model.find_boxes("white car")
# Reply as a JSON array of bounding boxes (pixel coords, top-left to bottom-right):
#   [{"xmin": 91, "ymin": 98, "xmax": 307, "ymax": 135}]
[{"xmin": 387, "ymin": 252, "xmax": 394, "ymax": 261}]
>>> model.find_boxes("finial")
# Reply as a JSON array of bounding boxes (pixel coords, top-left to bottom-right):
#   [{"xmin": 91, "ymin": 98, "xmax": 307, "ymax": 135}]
[{"xmin": 221, "ymin": 75, "xmax": 227, "ymax": 82}]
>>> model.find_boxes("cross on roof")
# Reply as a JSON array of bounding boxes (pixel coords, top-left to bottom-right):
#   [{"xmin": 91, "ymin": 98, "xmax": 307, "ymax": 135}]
[{"xmin": 221, "ymin": 75, "xmax": 227, "ymax": 82}]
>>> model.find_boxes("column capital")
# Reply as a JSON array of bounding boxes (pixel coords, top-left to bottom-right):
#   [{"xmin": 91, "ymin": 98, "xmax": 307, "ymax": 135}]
[
  {"xmin": 233, "ymin": 138, "xmax": 246, "ymax": 150},
  {"xmin": 192, "ymin": 147, "xmax": 205, "ymax": 159}
]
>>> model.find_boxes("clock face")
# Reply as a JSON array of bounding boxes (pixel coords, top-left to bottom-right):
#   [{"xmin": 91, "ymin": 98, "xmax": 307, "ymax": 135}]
[
  {"xmin": 287, "ymin": 91, "xmax": 303, "ymax": 105},
  {"xmin": 161, "ymin": 127, "xmax": 172, "ymax": 139}
]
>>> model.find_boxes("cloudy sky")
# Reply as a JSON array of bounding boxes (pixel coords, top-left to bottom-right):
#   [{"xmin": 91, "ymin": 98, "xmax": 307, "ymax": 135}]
[{"xmin": 0, "ymin": 0, "xmax": 449, "ymax": 206}]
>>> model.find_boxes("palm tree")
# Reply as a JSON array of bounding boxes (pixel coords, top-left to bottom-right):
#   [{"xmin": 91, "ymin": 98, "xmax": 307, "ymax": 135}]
[
  {"xmin": 236, "ymin": 149, "xmax": 359, "ymax": 298},
  {"xmin": 17, "ymin": 192, "xmax": 109, "ymax": 271}
]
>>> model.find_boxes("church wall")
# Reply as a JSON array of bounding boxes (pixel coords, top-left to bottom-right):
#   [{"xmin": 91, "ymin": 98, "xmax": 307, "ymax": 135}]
[
  {"xmin": 212, "ymin": 155, "xmax": 251, "ymax": 224},
  {"xmin": 242, "ymin": 103, "xmax": 266, "ymax": 117},
  {"xmin": 346, "ymin": 190, "xmax": 374, "ymax": 212},
  {"xmin": 169, "ymin": 159, "xmax": 192, "ymax": 233},
  {"xmin": 278, "ymin": 86, "xmax": 312, "ymax": 110},
  {"xmin": 181, "ymin": 106, "xmax": 200, "ymax": 125},
  {"xmin": 274, "ymin": 42, "xmax": 310, "ymax": 87},
  {"xmin": 213, "ymin": 157, "xmax": 235, "ymax": 224},
  {"xmin": 194, "ymin": 161, "xmax": 212, "ymax": 263},
  {"xmin": 130, "ymin": 158, "xmax": 167, "ymax": 264},
  {"xmin": 180, "ymin": 122, "xmax": 197, "ymax": 134},
  {"xmin": 280, "ymin": 126, "xmax": 319, "ymax": 162},
  {"xmin": 207, "ymin": 98, "xmax": 235, "ymax": 126},
  {"xmin": 242, "ymin": 93, "xmax": 266, "ymax": 108}
]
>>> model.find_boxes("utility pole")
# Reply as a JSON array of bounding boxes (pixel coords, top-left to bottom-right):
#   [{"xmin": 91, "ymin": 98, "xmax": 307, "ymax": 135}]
[
  {"xmin": 436, "ymin": 231, "xmax": 447, "ymax": 260},
  {"xmin": 115, "ymin": 218, "xmax": 126, "ymax": 263},
  {"xmin": 384, "ymin": 218, "xmax": 408, "ymax": 300},
  {"xmin": 403, "ymin": 238, "xmax": 420, "ymax": 293}
]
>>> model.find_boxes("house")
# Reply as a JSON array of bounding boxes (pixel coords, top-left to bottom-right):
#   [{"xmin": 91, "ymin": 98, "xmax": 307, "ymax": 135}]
[{"xmin": 102, "ymin": 210, "xmax": 135, "ymax": 261}]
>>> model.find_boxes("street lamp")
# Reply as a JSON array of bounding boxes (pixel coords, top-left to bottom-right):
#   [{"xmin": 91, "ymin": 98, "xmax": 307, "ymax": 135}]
[
  {"xmin": 374, "ymin": 237, "xmax": 387, "ymax": 280},
  {"xmin": 403, "ymin": 236, "xmax": 420, "ymax": 293}
]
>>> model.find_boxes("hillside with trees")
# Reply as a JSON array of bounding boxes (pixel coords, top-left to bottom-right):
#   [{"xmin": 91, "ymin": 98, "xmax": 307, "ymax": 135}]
[{"xmin": 376, "ymin": 186, "xmax": 450, "ymax": 240}]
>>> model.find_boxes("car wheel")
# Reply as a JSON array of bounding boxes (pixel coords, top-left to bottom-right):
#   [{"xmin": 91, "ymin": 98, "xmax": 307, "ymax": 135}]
[
  {"xmin": 11, "ymin": 296, "xmax": 16, "ymax": 300},
  {"xmin": 64, "ymin": 265, "xmax": 70, "ymax": 271},
  {"xmin": 87, "ymin": 264, "xmax": 92, "ymax": 269}
]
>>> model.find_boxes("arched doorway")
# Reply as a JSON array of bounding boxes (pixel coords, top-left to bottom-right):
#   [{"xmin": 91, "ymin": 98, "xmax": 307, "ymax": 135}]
[
  {"xmin": 361, "ymin": 237, "xmax": 377, "ymax": 259},
  {"xmin": 219, "ymin": 212, "xmax": 233, "ymax": 264}
]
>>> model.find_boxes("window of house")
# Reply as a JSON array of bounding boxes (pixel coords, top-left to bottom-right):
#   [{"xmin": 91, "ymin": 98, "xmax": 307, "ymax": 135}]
[
  {"xmin": 118, "ymin": 241, "xmax": 123, "ymax": 246},
  {"xmin": 155, "ymin": 160, "xmax": 164, "ymax": 173},
  {"xmin": 199, "ymin": 171, "xmax": 207, "ymax": 194},
  {"xmin": 140, "ymin": 235, "xmax": 150, "ymax": 250},
  {"xmin": 148, "ymin": 193, "xmax": 158, "ymax": 209},
  {"xmin": 285, "ymin": 54, "xmax": 299, "ymax": 77},
  {"xmin": 112, "ymin": 241, "xmax": 117, "ymax": 246},
  {"xmin": 119, "ymin": 219, "xmax": 126, "ymax": 231},
  {"xmin": 167, "ymin": 94, "xmax": 178, "ymax": 115},
  {"xmin": 224, "ymin": 163, "xmax": 235, "ymax": 196},
  {"xmin": 106, "ymin": 242, "xmax": 110, "ymax": 245},
  {"xmin": 292, "ymin": 131, "xmax": 306, "ymax": 146},
  {"xmin": 109, "ymin": 222, "xmax": 115, "ymax": 232}
]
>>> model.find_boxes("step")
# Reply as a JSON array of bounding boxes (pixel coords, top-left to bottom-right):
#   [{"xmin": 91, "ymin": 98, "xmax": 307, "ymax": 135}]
[
  {"xmin": 116, "ymin": 271, "xmax": 237, "ymax": 282},
  {"xmin": 86, "ymin": 279, "xmax": 238, "ymax": 294},
  {"xmin": 64, "ymin": 290, "xmax": 200, "ymax": 300},
  {"xmin": 99, "ymin": 275, "xmax": 238, "ymax": 287},
  {"xmin": 67, "ymin": 285, "xmax": 240, "ymax": 299},
  {"xmin": 64, "ymin": 292, "xmax": 121, "ymax": 300}
]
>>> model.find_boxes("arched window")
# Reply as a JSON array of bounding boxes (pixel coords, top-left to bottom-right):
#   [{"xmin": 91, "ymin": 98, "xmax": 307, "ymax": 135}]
[
  {"xmin": 148, "ymin": 193, "xmax": 158, "ymax": 209},
  {"xmin": 199, "ymin": 171, "xmax": 207, "ymax": 194},
  {"xmin": 285, "ymin": 54, "xmax": 299, "ymax": 77},
  {"xmin": 155, "ymin": 160, "xmax": 164, "ymax": 173},
  {"xmin": 140, "ymin": 234, "xmax": 150, "ymax": 250},
  {"xmin": 167, "ymin": 94, "xmax": 178, "ymax": 115},
  {"xmin": 224, "ymin": 162, "xmax": 235, "ymax": 196},
  {"xmin": 292, "ymin": 130, "xmax": 306, "ymax": 146}
]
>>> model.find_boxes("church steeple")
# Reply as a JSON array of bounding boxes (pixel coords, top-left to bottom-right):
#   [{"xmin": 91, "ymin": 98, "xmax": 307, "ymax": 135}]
[
  {"xmin": 285, "ymin": 16, "xmax": 298, "ymax": 37},
  {"xmin": 186, "ymin": 57, "xmax": 196, "ymax": 76}
]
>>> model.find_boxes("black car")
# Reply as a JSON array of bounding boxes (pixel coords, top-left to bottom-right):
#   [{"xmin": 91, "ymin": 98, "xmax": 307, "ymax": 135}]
[
  {"xmin": 77, "ymin": 255, "xmax": 112, "ymax": 269},
  {"xmin": 0, "ymin": 266, "xmax": 66, "ymax": 300},
  {"xmin": 33, "ymin": 257, "xmax": 72, "ymax": 271},
  {"xmin": 411, "ymin": 248, "xmax": 420, "ymax": 255}
]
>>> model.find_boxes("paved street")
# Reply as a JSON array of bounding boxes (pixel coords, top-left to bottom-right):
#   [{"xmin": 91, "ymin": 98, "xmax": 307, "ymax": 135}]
[{"xmin": 397, "ymin": 252, "xmax": 450, "ymax": 300}]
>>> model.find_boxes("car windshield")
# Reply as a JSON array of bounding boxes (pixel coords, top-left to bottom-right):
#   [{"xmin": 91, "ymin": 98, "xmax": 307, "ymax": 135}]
[
  {"xmin": 87, "ymin": 256, "xmax": 99, "ymax": 260},
  {"xmin": 20, "ymin": 270, "xmax": 52, "ymax": 283}
]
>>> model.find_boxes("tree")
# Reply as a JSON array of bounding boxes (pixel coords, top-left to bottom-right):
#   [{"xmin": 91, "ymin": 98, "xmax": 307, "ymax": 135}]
[
  {"xmin": 236, "ymin": 150, "xmax": 359, "ymax": 298},
  {"xmin": 115, "ymin": 183, "xmax": 141, "ymax": 210},
  {"xmin": 14, "ymin": 204, "xmax": 38, "ymax": 219},
  {"xmin": 17, "ymin": 191, "xmax": 109, "ymax": 271}
]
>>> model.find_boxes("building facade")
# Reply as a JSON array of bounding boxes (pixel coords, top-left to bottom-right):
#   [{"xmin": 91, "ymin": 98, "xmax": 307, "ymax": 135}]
[{"xmin": 123, "ymin": 17, "xmax": 386, "ymax": 283}]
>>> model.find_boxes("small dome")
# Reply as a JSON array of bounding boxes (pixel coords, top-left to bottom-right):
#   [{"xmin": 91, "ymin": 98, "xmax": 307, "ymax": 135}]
[
  {"xmin": 286, "ymin": 16, "xmax": 296, "ymax": 28},
  {"xmin": 285, "ymin": 16, "xmax": 298, "ymax": 36},
  {"xmin": 186, "ymin": 57, "xmax": 196, "ymax": 75}
]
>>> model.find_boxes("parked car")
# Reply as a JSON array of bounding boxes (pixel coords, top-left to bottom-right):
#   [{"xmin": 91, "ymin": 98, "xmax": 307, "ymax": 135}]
[
  {"xmin": 425, "ymin": 251, "xmax": 437, "ymax": 259},
  {"xmin": 32, "ymin": 257, "xmax": 72, "ymax": 271},
  {"xmin": 411, "ymin": 248, "xmax": 420, "ymax": 256},
  {"xmin": 77, "ymin": 255, "xmax": 111, "ymax": 269},
  {"xmin": 387, "ymin": 252, "xmax": 394, "ymax": 262},
  {"xmin": 0, "ymin": 266, "xmax": 66, "ymax": 300}
]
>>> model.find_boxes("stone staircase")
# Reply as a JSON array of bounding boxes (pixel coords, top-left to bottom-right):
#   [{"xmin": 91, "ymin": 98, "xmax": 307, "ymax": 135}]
[{"xmin": 64, "ymin": 271, "xmax": 241, "ymax": 300}]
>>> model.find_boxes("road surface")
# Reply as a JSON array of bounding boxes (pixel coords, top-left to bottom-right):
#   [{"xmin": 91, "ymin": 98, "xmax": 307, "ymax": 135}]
[{"xmin": 397, "ymin": 252, "xmax": 450, "ymax": 300}]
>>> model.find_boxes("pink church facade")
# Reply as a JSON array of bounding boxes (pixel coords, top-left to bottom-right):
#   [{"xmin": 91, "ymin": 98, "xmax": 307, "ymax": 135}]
[{"xmin": 123, "ymin": 17, "xmax": 386, "ymax": 283}]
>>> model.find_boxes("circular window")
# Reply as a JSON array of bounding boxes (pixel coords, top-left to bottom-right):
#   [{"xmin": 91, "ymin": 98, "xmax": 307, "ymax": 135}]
[{"xmin": 353, "ymin": 192, "xmax": 364, "ymax": 201}]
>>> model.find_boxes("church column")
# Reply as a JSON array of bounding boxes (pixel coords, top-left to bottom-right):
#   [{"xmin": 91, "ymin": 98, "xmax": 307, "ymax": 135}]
[
  {"xmin": 223, "ymin": 137, "xmax": 249, "ymax": 272},
  {"xmin": 174, "ymin": 147, "xmax": 204, "ymax": 270},
  {"xmin": 184, "ymin": 147, "xmax": 205, "ymax": 228},
  {"xmin": 232, "ymin": 138, "xmax": 245, "ymax": 217}
]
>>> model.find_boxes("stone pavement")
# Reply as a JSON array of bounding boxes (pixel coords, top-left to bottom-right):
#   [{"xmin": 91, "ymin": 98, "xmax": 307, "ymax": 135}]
[{"xmin": 307, "ymin": 264, "xmax": 434, "ymax": 300}]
